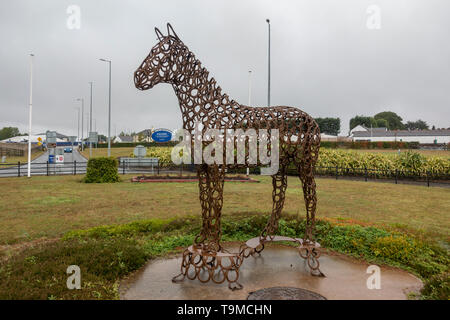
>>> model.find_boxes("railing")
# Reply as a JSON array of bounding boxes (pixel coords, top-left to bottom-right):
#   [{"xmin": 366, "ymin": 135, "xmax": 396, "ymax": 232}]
[{"xmin": 0, "ymin": 161, "xmax": 448, "ymax": 187}]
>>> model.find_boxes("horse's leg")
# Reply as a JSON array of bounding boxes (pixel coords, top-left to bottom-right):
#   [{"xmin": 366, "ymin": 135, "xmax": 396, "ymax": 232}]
[
  {"xmin": 297, "ymin": 160, "xmax": 324, "ymax": 276},
  {"xmin": 203, "ymin": 164, "xmax": 225, "ymax": 252},
  {"xmin": 173, "ymin": 164, "xmax": 213, "ymax": 283},
  {"xmin": 259, "ymin": 164, "xmax": 288, "ymax": 247}
]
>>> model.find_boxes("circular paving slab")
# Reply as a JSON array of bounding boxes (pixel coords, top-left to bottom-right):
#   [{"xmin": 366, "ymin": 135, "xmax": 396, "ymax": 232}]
[
  {"xmin": 248, "ymin": 287, "xmax": 327, "ymax": 300},
  {"xmin": 120, "ymin": 244, "xmax": 422, "ymax": 300}
]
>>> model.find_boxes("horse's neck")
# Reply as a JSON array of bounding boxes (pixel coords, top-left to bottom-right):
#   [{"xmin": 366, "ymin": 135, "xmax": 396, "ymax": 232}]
[{"xmin": 173, "ymin": 61, "xmax": 232, "ymax": 128}]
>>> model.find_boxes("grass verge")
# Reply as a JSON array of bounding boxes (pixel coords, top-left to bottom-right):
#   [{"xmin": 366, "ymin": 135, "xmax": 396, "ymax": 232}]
[{"xmin": 0, "ymin": 215, "xmax": 448, "ymax": 300}]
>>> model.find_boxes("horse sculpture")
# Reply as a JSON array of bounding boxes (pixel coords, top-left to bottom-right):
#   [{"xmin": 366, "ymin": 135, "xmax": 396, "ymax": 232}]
[{"xmin": 134, "ymin": 24, "xmax": 323, "ymax": 290}]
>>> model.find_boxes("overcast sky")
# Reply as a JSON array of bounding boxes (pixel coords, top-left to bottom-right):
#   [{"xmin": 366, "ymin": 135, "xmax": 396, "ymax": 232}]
[{"xmin": 1, "ymin": 0, "xmax": 449, "ymax": 137}]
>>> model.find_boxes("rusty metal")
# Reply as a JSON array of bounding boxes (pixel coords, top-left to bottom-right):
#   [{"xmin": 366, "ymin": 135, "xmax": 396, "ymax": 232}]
[{"xmin": 134, "ymin": 23, "xmax": 322, "ymax": 290}]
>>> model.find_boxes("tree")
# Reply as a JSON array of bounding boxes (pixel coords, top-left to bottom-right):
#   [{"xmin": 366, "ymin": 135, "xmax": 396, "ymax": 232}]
[
  {"xmin": 374, "ymin": 111, "xmax": 405, "ymax": 130},
  {"xmin": 405, "ymin": 120, "xmax": 429, "ymax": 130},
  {"xmin": 315, "ymin": 117, "xmax": 341, "ymax": 135},
  {"xmin": 375, "ymin": 118, "xmax": 388, "ymax": 128},
  {"xmin": 432, "ymin": 125, "xmax": 436, "ymax": 130},
  {"xmin": 349, "ymin": 116, "xmax": 377, "ymax": 131},
  {"xmin": 0, "ymin": 127, "xmax": 20, "ymax": 140}
]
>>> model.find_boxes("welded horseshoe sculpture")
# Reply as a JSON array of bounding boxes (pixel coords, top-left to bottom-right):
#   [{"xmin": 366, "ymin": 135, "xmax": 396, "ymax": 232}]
[{"xmin": 134, "ymin": 23, "xmax": 323, "ymax": 290}]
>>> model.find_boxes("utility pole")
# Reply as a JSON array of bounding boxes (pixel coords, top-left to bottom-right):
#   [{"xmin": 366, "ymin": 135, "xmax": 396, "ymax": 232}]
[
  {"xmin": 99, "ymin": 59, "xmax": 112, "ymax": 157},
  {"xmin": 266, "ymin": 19, "xmax": 271, "ymax": 107},
  {"xmin": 27, "ymin": 53, "xmax": 34, "ymax": 178}
]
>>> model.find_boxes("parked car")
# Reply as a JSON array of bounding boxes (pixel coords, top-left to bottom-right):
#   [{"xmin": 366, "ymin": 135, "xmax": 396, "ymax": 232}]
[{"xmin": 64, "ymin": 147, "xmax": 73, "ymax": 153}]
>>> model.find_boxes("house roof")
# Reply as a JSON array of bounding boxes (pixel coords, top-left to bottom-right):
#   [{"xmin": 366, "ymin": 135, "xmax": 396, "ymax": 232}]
[
  {"xmin": 37, "ymin": 132, "xmax": 68, "ymax": 139},
  {"xmin": 137, "ymin": 129, "xmax": 152, "ymax": 137},
  {"xmin": 117, "ymin": 135, "xmax": 133, "ymax": 142},
  {"xmin": 352, "ymin": 129, "xmax": 450, "ymax": 137}
]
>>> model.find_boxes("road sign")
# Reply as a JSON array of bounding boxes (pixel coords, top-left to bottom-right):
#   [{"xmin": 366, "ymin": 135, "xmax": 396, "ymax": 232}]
[
  {"xmin": 46, "ymin": 131, "xmax": 57, "ymax": 144},
  {"xmin": 133, "ymin": 145, "xmax": 147, "ymax": 158},
  {"xmin": 68, "ymin": 136, "xmax": 77, "ymax": 143},
  {"xmin": 37, "ymin": 137, "xmax": 43, "ymax": 146},
  {"xmin": 55, "ymin": 155, "xmax": 64, "ymax": 163},
  {"xmin": 89, "ymin": 132, "xmax": 98, "ymax": 143},
  {"xmin": 151, "ymin": 129, "xmax": 172, "ymax": 143}
]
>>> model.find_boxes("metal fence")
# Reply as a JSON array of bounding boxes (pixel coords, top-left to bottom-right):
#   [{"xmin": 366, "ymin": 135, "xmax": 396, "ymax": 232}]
[{"xmin": 0, "ymin": 161, "xmax": 448, "ymax": 187}]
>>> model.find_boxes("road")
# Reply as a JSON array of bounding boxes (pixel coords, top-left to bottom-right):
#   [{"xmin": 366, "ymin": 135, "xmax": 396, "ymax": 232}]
[{"xmin": 0, "ymin": 147, "xmax": 87, "ymax": 177}]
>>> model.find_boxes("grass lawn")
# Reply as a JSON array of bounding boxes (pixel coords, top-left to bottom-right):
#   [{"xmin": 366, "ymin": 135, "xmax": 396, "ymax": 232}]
[
  {"xmin": 0, "ymin": 150, "xmax": 45, "ymax": 166},
  {"xmin": 0, "ymin": 174, "xmax": 448, "ymax": 246},
  {"xmin": 80, "ymin": 147, "xmax": 134, "ymax": 159}
]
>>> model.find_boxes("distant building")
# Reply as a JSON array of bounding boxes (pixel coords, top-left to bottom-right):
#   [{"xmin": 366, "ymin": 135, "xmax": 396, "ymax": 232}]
[
  {"xmin": 37, "ymin": 132, "xmax": 69, "ymax": 142},
  {"xmin": 113, "ymin": 135, "xmax": 134, "ymax": 143},
  {"xmin": 351, "ymin": 126, "xmax": 450, "ymax": 144}
]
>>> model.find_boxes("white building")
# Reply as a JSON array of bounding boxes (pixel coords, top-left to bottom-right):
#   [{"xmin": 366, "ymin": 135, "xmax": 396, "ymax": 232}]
[{"xmin": 351, "ymin": 126, "xmax": 450, "ymax": 144}]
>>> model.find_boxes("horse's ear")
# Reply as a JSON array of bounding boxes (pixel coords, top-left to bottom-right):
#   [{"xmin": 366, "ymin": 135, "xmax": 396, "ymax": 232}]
[
  {"xmin": 155, "ymin": 27, "xmax": 164, "ymax": 40},
  {"xmin": 167, "ymin": 23, "xmax": 179, "ymax": 40}
]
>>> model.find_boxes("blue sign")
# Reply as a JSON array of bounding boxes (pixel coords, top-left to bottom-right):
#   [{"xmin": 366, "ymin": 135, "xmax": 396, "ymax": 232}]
[
  {"xmin": 48, "ymin": 154, "xmax": 55, "ymax": 164},
  {"xmin": 151, "ymin": 129, "xmax": 172, "ymax": 143}
]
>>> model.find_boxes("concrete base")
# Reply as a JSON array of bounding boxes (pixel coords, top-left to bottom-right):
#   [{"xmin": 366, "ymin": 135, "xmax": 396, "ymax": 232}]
[{"xmin": 120, "ymin": 244, "xmax": 422, "ymax": 300}]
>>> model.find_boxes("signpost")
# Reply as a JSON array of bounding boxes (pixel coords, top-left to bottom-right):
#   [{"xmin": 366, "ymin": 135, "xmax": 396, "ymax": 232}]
[
  {"xmin": 151, "ymin": 129, "xmax": 172, "ymax": 143},
  {"xmin": 133, "ymin": 145, "xmax": 147, "ymax": 158},
  {"xmin": 88, "ymin": 131, "xmax": 98, "ymax": 157}
]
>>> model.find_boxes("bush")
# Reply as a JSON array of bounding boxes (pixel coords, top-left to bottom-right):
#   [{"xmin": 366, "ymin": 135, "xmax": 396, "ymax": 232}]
[{"xmin": 84, "ymin": 157, "xmax": 119, "ymax": 183}]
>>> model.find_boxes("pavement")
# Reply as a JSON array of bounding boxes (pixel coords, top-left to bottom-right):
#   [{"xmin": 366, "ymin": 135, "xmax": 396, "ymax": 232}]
[{"xmin": 120, "ymin": 244, "xmax": 423, "ymax": 300}]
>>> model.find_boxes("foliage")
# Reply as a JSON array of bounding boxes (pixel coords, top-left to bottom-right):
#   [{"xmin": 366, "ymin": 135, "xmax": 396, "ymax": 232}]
[
  {"xmin": 84, "ymin": 157, "xmax": 120, "ymax": 183},
  {"xmin": 374, "ymin": 111, "xmax": 405, "ymax": 130},
  {"xmin": 315, "ymin": 117, "xmax": 341, "ymax": 135},
  {"xmin": 349, "ymin": 116, "xmax": 377, "ymax": 131},
  {"xmin": 0, "ymin": 127, "xmax": 21, "ymax": 140},
  {"xmin": 0, "ymin": 238, "xmax": 149, "ymax": 299},
  {"xmin": 317, "ymin": 149, "xmax": 450, "ymax": 177},
  {"xmin": 405, "ymin": 120, "xmax": 429, "ymax": 130}
]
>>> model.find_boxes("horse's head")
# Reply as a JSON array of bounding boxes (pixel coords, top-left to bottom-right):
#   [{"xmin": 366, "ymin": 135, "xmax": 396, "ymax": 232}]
[{"xmin": 134, "ymin": 23, "xmax": 185, "ymax": 90}]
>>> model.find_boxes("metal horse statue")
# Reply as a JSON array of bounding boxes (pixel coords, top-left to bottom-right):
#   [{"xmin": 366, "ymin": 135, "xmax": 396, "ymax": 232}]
[{"xmin": 134, "ymin": 24, "xmax": 323, "ymax": 290}]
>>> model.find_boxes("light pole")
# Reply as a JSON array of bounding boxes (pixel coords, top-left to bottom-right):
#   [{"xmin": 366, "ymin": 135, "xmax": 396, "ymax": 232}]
[
  {"xmin": 99, "ymin": 58, "xmax": 112, "ymax": 157},
  {"xmin": 77, "ymin": 98, "xmax": 84, "ymax": 151},
  {"xmin": 247, "ymin": 70, "xmax": 252, "ymax": 176},
  {"xmin": 89, "ymin": 82, "xmax": 93, "ymax": 157},
  {"xmin": 27, "ymin": 53, "xmax": 34, "ymax": 178},
  {"xmin": 74, "ymin": 107, "xmax": 80, "ymax": 142},
  {"xmin": 266, "ymin": 19, "xmax": 271, "ymax": 107}
]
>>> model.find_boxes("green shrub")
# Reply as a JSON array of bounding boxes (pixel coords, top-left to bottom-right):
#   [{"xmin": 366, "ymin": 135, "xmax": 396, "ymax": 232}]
[
  {"xmin": 421, "ymin": 272, "xmax": 449, "ymax": 300},
  {"xmin": 84, "ymin": 157, "xmax": 119, "ymax": 183},
  {"xmin": 0, "ymin": 238, "xmax": 149, "ymax": 299}
]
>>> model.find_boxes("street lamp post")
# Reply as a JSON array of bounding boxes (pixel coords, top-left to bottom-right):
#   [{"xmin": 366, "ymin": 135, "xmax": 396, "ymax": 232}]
[
  {"xmin": 266, "ymin": 19, "xmax": 271, "ymax": 107},
  {"xmin": 74, "ymin": 107, "xmax": 80, "ymax": 143},
  {"xmin": 77, "ymin": 98, "xmax": 84, "ymax": 151},
  {"xmin": 99, "ymin": 58, "xmax": 112, "ymax": 157},
  {"xmin": 246, "ymin": 70, "xmax": 252, "ymax": 176},
  {"xmin": 27, "ymin": 53, "xmax": 34, "ymax": 178},
  {"xmin": 89, "ymin": 81, "xmax": 93, "ymax": 157}
]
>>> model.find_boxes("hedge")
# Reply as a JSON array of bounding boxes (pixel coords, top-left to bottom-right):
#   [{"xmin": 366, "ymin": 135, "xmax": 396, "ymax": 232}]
[{"xmin": 84, "ymin": 157, "xmax": 120, "ymax": 183}]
